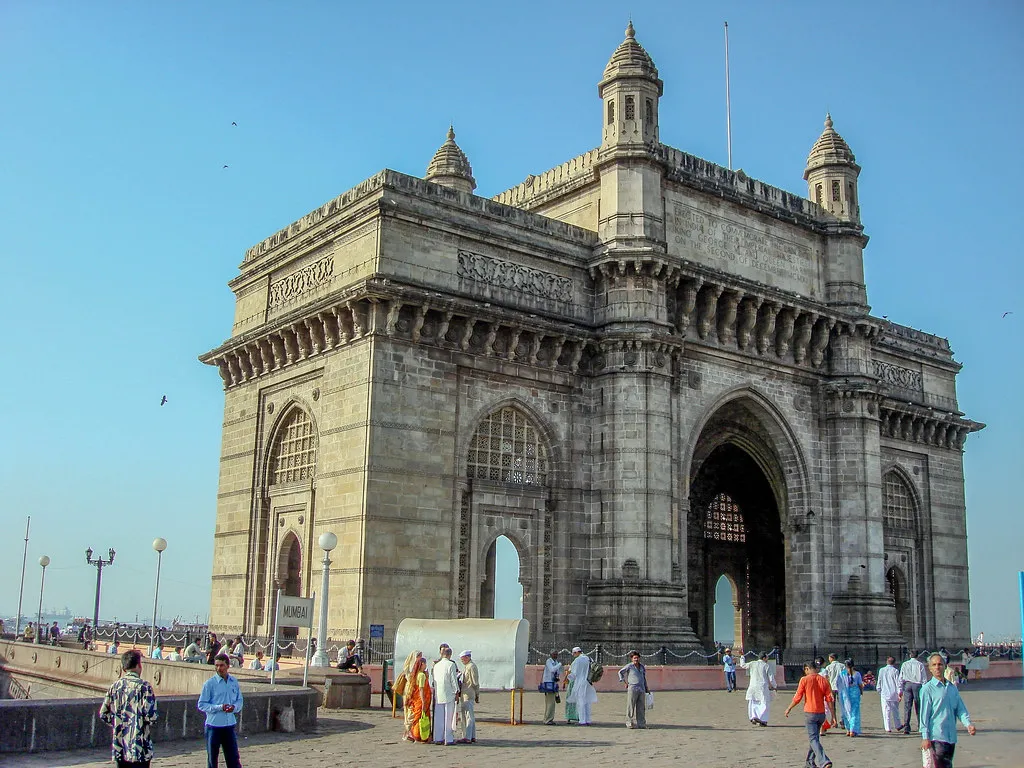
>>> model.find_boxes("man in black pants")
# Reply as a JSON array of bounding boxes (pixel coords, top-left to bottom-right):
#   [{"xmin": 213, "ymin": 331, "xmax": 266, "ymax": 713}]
[{"xmin": 898, "ymin": 650, "xmax": 927, "ymax": 734}]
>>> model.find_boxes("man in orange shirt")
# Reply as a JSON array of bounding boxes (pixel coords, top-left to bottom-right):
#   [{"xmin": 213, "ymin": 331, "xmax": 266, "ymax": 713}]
[{"xmin": 785, "ymin": 660, "xmax": 834, "ymax": 768}]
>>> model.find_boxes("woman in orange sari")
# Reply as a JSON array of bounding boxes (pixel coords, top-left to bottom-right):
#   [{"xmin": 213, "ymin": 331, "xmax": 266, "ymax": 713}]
[{"xmin": 405, "ymin": 655, "xmax": 431, "ymax": 742}]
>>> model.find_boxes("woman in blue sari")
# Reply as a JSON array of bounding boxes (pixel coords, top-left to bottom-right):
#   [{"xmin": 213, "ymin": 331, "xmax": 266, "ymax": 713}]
[{"xmin": 837, "ymin": 659, "xmax": 864, "ymax": 736}]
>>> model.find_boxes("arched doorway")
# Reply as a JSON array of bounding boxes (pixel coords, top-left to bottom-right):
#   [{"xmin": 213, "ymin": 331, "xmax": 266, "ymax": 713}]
[
  {"xmin": 713, "ymin": 574, "xmax": 741, "ymax": 646},
  {"xmin": 689, "ymin": 435, "xmax": 787, "ymax": 652},
  {"xmin": 886, "ymin": 565, "xmax": 911, "ymax": 640},
  {"xmin": 483, "ymin": 535, "xmax": 524, "ymax": 620},
  {"xmin": 278, "ymin": 533, "xmax": 302, "ymax": 643}
]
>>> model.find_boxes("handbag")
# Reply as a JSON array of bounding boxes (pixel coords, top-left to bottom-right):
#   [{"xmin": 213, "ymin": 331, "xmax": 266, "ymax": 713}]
[
  {"xmin": 538, "ymin": 681, "xmax": 559, "ymax": 693},
  {"xmin": 645, "ymin": 692, "xmax": 655, "ymax": 710},
  {"xmin": 419, "ymin": 715, "xmax": 432, "ymax": 741}
]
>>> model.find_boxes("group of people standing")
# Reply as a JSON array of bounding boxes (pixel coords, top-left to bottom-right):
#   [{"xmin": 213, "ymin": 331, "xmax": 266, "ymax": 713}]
[
  {"xmin": 399, "ymin": 644, "xmax": 479, "ymax": 746},
  {"xmin": 783, "ymin": 652, "xmax": 976, "ymax": 768},
  {"xmin": 539, "ymin": 646, "xmax": 602, "ymax": 726}
]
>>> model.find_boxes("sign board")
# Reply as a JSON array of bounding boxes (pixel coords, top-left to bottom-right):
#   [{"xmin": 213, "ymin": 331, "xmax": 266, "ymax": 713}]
[
  {"xmin": 369, "ymin": 624, "xmax": 385, "ymax": 639},
  {"xmin": 275, "ymin": 595, "xmax": 314, "ymax": 629}
]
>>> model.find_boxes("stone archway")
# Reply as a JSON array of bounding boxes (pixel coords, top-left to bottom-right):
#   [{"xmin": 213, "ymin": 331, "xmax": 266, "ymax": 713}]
[
  {"xmin": 481, "ymin": 534, "xmax": 525, "ymax": 619},
  {"xmin": 277, "ymin": 533, "xmax": 302, "ymax": 642},
  {"xmin": 886, "ymin": 565, "xmax": 912, "ymax": 641},
  {"xmin": 686, "ymin": 394, "xmax": 803, "ymax": 652}
]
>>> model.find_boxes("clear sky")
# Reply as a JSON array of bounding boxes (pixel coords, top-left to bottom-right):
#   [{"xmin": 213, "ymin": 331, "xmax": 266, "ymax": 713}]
[{"xmin": 1, "ymin": 1, "xmax": 1020, "ymax": 640}]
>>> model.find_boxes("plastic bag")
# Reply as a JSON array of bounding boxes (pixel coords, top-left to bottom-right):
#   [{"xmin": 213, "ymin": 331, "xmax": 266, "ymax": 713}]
[
  {"xmin": 921, "ymin": 747, "xmax": 936, "ymax": 768},
  {"xmin": 645, "ymin": 692, "xmax": 655, "ymax": 710},
  {"xmin": 419, "ymin": 715, "xmax": 432, "ymax": 741}
]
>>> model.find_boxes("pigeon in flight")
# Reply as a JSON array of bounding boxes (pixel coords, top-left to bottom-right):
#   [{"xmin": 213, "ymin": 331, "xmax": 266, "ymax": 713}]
[
  {"xmin": 160, "ymin": 395, "xmax": 168, "ymax": 406},
  {"xmin": 1003, "ymin": 311, "xmax": 1013, "ymax": 318},
  {"xmin": 231, "ymin": 121, "xmax": 238, "ymax": 126},
  {"xmin": 222, "ymin": 165, "xmax": 229, "ymax": 169}
]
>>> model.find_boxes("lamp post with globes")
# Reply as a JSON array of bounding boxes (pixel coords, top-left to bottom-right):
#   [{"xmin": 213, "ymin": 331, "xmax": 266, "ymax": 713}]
[
  {"xmin": 149, "ymin": 538, "xmax": 167, "ymax": 656},
  {"xmin": 85, "ymin": 547, "xmax": 115, "ymax": 645},
  {"xmin": 36, "ymin": 556, "xmax": 50, "ymax": 644},
  {"xmin": 310, "ymin": 532, "xmax": 337, "ymax": 667}
]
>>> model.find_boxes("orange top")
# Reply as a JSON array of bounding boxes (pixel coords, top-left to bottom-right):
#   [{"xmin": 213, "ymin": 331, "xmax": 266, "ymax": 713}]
[{"xmin": 791, "ymin": 673, "xmax": 834, "ymax": 713}]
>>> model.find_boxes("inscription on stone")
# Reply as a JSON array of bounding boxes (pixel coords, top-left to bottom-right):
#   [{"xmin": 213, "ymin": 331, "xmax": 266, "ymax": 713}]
[
  {"xmin": 458, "ymin": 250, "xmax": 572, "ymax": 303},
  {"xmin": 268, "ymin": 255, "xmax": 334, "ymax": 308},
  {"xmin": 666, "ymin": 199, "xmax": 819, "ymax": 294}
]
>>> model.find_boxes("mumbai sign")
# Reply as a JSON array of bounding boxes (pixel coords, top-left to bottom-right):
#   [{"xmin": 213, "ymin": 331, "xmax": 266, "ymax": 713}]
[{"xmin": 276, "ymin": 595, "xmax": 314, "ymax": 629}]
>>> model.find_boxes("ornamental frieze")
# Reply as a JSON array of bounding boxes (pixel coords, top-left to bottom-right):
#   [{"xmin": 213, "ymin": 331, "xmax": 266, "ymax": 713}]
[
  {"xmin": 873, "ymin": 360, "xmax": 923, "ymax": 392},
  {"xmin": 457, "ymin": 250, "xmax": 573, "ymax": 304},
  {"xmin": 268, "ymin": 255, "xmax": 335, "ymax": 309}
]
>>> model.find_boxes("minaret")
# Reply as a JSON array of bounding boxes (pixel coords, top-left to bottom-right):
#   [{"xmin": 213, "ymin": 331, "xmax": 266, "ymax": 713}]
[
  {"xmin": 804, "ymin": 114, "xmax": 861, "ymax": 224},
  {"xmin": 596, "ymin": 21, "xmax": 665, "ymax": 246},
  {"xmin": 425, "ymin": 126, "xmax": 476, "ymax": 194}
]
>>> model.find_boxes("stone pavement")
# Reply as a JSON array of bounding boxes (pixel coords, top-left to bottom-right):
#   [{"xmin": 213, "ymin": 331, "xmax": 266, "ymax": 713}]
[{"xmin": 8, "ymin": 680, "xmax": 1021, "ymax": 768}]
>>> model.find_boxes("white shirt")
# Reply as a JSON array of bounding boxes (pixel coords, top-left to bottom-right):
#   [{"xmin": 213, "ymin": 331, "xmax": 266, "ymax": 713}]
[
  {"xmin": 543, "ymin": 658, "xmax": 563, "ymax": 684},
  {"xmin": 433, "ymin": 657, "xmax": 460, "ymax": 704},
  {"xmin": 824, "ymin": 660, "xmax": 844, "ymax": 688},
  {"xmin": 877, "ymin": 664, "xmax": 901, "ymax": 699},
  {"xmin": 899, "ymin": 657, "xmax": 927, "ymax": 685},
  {"xmin": 167, "ymin": 651, "xmax": 182, "ymax": 662},
  {"xmin": 567, "ymin": 654, "xmax": 598, "ymax": 706},
  {"xmin": 248, "ymin": 658, "xmax": 264, "ymax": 670}
]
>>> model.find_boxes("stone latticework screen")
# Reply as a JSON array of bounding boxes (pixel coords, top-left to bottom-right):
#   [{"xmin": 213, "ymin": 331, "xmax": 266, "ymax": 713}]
[
  {"xmin": 883, "ymin": 472, "xmax": 916, "ymax": 530},
  {"xmin": 704, "ymin": 493, "xmax": 746, "ymax": 543},
  {"xmin": 269, "ymin": 409, "xmax": 317, "ymax": 484},
  {"xmin": 467, "ymin": 407, "xmax": 548, "ymax": 485}
]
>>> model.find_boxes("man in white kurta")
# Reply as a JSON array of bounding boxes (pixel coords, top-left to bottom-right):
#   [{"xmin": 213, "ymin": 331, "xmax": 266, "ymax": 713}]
[
  {"xmin": 566, "ymin": 646, "xmax": 598, "ymax": 725},
  {"xmin": 876, "ymin": 656, "xmax": 903, "ymax": 732},
  {"xmin": 432, "ymin": 648, "xmax": 460, "ymax": 745},
  {"xmin": 739, "ymin": 653, "xmax": 776, "ymax": 725}
]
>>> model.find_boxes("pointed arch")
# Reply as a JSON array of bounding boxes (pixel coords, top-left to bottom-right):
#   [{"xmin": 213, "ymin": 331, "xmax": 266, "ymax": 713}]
[
  {"xmin": 266, "ymin": 402, "xmax": 318, "ymax": 485},
  {"xmin": 882, "ymin": 466, "xmax": 921, "ymax": 535},
  {"xmin": 277, "ymin": 531, "xmax": 303, "ymax": 596}
]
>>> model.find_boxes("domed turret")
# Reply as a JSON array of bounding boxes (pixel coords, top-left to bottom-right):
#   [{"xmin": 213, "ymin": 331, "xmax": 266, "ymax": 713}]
[
  {"xmin": 425, "ymin": 126, "xmax": 476, "ymax": 194},
  {"xmin": 804, "ymin": 114, "xmax": 861, "ymax": 223},
  {"xmin": 598, "ymin": 22, "xmax": 663, "ymax": 149}
]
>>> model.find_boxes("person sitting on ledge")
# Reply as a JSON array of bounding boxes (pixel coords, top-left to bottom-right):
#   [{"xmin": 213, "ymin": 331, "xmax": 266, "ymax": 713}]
[{"xmin": 337, "ymin": 640, "xmax": 363, "ymax": 673}]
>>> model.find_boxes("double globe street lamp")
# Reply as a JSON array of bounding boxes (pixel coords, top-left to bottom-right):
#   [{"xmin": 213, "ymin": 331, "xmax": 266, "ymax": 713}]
[
  {"xmin": 310, "ymin": 531, "xmax": 337, "ymax": 668},
  {"xmin": 36, "ymin": 555, "xmax": 50, "ymax": 644}
]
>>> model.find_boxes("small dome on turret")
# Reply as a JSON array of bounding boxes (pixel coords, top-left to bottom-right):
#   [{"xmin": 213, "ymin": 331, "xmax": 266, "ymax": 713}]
[
  {"xmin": 804, "ymin": 113, "xmax": 860, "ymax": 178},
  {"xmin": 600, "ymin": 21, "xmax": 663, "ymax": 95},
  {"xmin": 425, "ymin": 126, "xmax": 476, "ymax": 194}
]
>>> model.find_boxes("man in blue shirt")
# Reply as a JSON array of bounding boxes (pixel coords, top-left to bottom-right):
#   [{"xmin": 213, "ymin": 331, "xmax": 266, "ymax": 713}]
[
  {"xmin": 198, "ymin": 653, "xmax": 244, "ymax": 768},
  {"xmin": 722, "ymin": 648, "xmax": 737, "ymax": 692},
  {"xmin": 920, "ymin": 653, "xmax": 976, "ymax": 768}
]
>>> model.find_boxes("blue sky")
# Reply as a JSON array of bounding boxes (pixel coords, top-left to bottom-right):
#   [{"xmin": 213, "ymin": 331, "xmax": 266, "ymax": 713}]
[{"xmin": 1, "ymin": 1, "xmax": 1020, "ymax": 640}]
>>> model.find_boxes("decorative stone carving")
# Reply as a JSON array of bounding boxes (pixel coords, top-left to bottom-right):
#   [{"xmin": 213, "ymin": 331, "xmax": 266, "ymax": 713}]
[
  {"xmin": 457, "ymin": 250, "xmax": 572, "ymax": 303},
  {"xmin": 268, "ymin": 255, "xmax": 334, "ymax": 309},
  {"xmin": 873, "ymin": 360, "xmax": 923, "ymax": 392}
]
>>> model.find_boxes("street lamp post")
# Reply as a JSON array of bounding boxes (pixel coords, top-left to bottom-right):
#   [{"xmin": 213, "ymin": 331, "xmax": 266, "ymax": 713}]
[
  {"xmin": 149, "ymin": 538, "xmax": 167, "ymax": 656},
  {"xmin": 85, "ymin": 547, "xmax": 116, "ymax": 646},
  {"xmin": 310, "ymin": 532, "xmax": 337, "ymax": 668},
  {"xmin": 36, "ymin": 555, "xmax": 50, "ymax": 644},
  {"xmin": 15, "ymin": 516, "xmax": 30, "ymax": 639}
]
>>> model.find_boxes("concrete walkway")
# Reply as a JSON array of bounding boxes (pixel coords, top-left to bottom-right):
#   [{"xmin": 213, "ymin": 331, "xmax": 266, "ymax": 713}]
[{"xmin": 7, "ymin": 680, "xmax": 1021, "ymax": 767}]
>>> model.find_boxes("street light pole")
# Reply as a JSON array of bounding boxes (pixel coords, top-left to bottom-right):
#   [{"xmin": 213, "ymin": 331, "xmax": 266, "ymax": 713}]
[
  {"xmin": 36, "ymin": 555, "xmax": 50, "ymax": 644},
  {"xmin": 85, "ymin": 546, "xmax": 116, "ymax": 646},
  {"xmin": 149, "ymin": 538, "xmax": 167, "ymax": 656},
  {"xmin": 310, "ymin": 532, "xmax": 337, "ymax": 668},
  {"xmin": 16, "ymin": 516, "xmax": 30, "ymax": 638}
]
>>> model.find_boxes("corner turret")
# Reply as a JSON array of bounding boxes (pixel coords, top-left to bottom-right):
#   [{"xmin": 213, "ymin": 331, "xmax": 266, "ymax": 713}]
[
  {"xmin": 425, "ymin": 126, "xmax": 476, "ymax": 194},
  {"xmin": 598, "ymin": 21, "xmax": 663, "ymax": 149},
  {"xmin": 804, "ymin": 114, "xmax": 861, "ymax": 224}
]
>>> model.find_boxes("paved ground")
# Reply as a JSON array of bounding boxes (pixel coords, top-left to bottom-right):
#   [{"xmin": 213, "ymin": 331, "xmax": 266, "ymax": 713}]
[{"xmin": 9, "ymin": 680, "xmax": 1021, "ymax": 767}]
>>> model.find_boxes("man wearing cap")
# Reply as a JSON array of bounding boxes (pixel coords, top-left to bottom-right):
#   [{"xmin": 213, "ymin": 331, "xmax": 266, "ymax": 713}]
[
  {"xmin": 722, "ymin": 647, "xmax": 737, "ymax": 692},
  {"xmin": 566, "ymin": 646, "xmax": 598, "ymax": 726},
  {"xmin": 458, "ymin": 650, "xmax": 479, "ymax": 743}
]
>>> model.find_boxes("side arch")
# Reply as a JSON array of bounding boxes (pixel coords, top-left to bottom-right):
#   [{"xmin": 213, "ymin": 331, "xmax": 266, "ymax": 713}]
[{"xmin": 459, "ymin": 397, "xmax": 565, "ymax": 487}]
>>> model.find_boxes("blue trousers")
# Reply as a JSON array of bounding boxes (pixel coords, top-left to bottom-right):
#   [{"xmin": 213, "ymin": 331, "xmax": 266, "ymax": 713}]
[
  {"xmin": 901, "ymin": 682, "xmax": 922, "ymax": 732},
  {"xmin": 804, "ymin": 712, "xmax": 830, "ymax": 767},
  {"xmin": 205, "ymin": 725, "xmax": 241, "ymax": 768},
  {"xmin": 725, "ymin": 670, "xmax": 736, "ymax": 691}
]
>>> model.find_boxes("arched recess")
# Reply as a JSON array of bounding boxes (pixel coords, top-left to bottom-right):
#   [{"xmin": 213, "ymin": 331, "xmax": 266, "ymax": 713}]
[
  {"xmin": 713, "ymin": 572, "xmax": 742, "ymax": 645},
  {"xmin": 882, "ymin": 466, "xmax": 923, "ymax": 645},
  {"xmin": 457, "ymin": 400, "xmax": 558, "ymax": 634},
  {"xmin": 277, "ymin": 531, "xmax": 303, "ymax": 642},
  {"xmin": 685, "ymin": 389, "xmax": 810, "ymax": 652},
  {"xmin": 247, "ymin": 401, "xmax": 319, "ymax": 635},
  {"xmin": 480, "ymin": 532, "xmax": 528, "ymax": 619}
]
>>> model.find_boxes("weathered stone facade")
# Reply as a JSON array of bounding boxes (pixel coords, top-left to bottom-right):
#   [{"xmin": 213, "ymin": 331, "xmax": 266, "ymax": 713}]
[{"xmin": 200, "ymin": 24, "xmax": 981, "ymax": 656}]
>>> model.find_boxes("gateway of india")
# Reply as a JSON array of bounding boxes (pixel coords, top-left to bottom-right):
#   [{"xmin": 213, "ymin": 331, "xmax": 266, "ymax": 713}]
[{"xmin": 200, "ymin": 24, "xmax": 982, "ymax": 656}]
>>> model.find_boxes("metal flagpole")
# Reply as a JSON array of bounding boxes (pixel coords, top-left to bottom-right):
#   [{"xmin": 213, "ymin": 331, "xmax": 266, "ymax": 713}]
[
  {"xmin": 303, "ymin": 591, "xmax": 314, "ymax": 689},
  {"xmin": 270, "ymin": 589, "xmax": 281, "ymax": 685},
  {"xmin": 1019, "ymin": 572, "xmax": 1023, "ymax": 689},
  {"xmin": 15, "ymin": 516, "xmax": 30, "ymax": 638},
  {"xmin": 724, "ymin": 21, "xmax": 733, "ymax": 170}
]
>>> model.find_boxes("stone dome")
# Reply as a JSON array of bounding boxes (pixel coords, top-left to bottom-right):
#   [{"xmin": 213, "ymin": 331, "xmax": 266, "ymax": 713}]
[
  {"xmin": 600, "ymin": 21, "xmax": 662, "ymax": 93},
  {"xmin": 804, "ymin": 113, "xmax": 860, "ymax": 177},
  {"xmin": 425, "ymin": 126, "xmax": 476, "ymax": 193}
]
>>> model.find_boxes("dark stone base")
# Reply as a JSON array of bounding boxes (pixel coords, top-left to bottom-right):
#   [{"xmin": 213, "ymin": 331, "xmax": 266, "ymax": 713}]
[
  {"xmin": 824, "ymin": 583, "xmax": 906, "ymax": 665},
  {"xmin": 581, "ymin": 579, "xmax": 703, "ymax": 649}
]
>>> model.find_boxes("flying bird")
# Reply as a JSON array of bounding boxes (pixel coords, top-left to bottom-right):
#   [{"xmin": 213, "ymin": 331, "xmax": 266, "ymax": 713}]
[
  {"xmin": 1002, "ymin": 311, "xmax": 1013, "ymax": 318},
  {"xmin": 160, "ymin": 395, "xmax": 168, "ymax": 406},
  {"xmin": 231, "ymin": 121, "xmax": 238, "ymax": 126},
  {"xmin": 222, "ymin": 165, "xmax": 229, "ymax": 169}
]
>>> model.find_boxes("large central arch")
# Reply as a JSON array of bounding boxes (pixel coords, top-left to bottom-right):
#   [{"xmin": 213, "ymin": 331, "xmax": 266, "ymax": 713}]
[{"xmin": 685, "ymin": 390, "xmax": 810, "ymax": 652}]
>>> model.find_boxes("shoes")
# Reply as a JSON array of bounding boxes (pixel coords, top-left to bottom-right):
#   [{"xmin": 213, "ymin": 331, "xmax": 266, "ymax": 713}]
[
  {"xmin": 471, "ymin": 739, "xmax": 476, "ymax": 743},
  {"xmin": 626, "ymin": 724, "xmax": 634, "ymax": 729}
]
